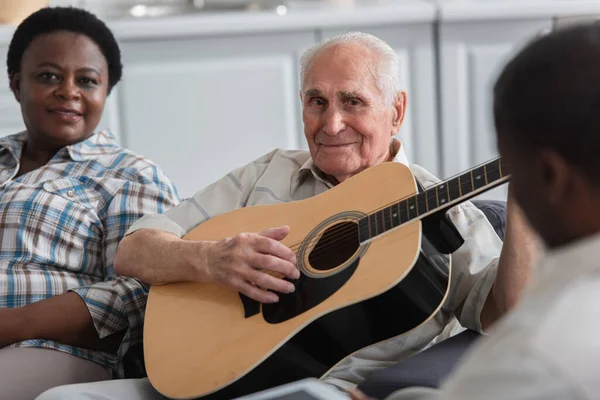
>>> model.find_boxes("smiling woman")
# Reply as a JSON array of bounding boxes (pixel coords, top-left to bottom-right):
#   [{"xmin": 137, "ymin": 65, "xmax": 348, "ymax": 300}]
[{"xmin": 0, "ymin": 6, "xmax": 181, "ymax": 400}]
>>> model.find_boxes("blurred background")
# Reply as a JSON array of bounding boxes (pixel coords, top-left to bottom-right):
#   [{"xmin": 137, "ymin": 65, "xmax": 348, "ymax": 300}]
[{"xmin": 2, "ymin": 0, "xmax": 600, "ymax": 199}]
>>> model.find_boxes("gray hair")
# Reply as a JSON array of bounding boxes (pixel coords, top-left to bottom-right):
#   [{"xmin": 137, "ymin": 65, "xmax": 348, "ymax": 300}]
[{"xmin": 299, "ymin": 32, "xmax": 402, "ymax": 105}]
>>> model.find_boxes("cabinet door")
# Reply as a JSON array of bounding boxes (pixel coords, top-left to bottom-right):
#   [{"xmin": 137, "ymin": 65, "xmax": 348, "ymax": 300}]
[
  {"xmin": 117, "ymin": 32, "xmax": 315, "ymax": 198},
  {"xmin": 0, "ymin": 45, "xmax": 25, "ymax": 138},
  {"xmin": 439, "ymin": 19, "xmax": 551, "ymax": 199},
  {"xmin": 321, "ymin": 24, "xmax": 440, "ymax": 177}
]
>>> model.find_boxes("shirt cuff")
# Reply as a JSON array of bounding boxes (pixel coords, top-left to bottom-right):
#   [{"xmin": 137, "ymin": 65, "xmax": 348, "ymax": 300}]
[
  {"xmin": 126, "ymin": 214, "xmax": 186, "ymax": 238},
  {"xmin": 70, "ymin": 285, "xmax": 128, "ymax": 339},
  {"xmin": 459, "ymin": 257, "xmax": 499, "ymax": 335}
]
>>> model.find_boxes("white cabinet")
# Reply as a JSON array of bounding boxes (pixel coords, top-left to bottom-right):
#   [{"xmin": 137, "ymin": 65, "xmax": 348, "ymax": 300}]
[
  {"xmin": 321, "ymin": 23, "xmax": 441, "ymax": 178},
  {"xmin": 0, "ymin": 44, "xmax": 25, "ymax": 138},
  {"xmin": 116, "ymin": 31, "xmax": 315, "ymax": 198},
  {"xmin": 438, "ymin": 18, "xmax": 552, "ymax": 199}
]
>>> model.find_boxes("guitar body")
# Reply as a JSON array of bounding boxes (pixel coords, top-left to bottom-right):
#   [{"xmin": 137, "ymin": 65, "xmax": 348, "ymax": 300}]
[{"xmin": 144, "ymin": 162, "xmax": 452, "ymax": 399}]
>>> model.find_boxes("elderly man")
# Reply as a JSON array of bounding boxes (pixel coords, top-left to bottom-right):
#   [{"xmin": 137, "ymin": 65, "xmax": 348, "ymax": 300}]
[{"xmin": 37, "ymin": 32, "xmax": 538, "ymax": 400}]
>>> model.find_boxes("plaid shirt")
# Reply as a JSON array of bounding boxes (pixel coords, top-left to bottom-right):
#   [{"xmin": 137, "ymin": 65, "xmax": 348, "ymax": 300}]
[{"xmin": 0, "ymin": 130, "xmax": 180, "ymax": 377}]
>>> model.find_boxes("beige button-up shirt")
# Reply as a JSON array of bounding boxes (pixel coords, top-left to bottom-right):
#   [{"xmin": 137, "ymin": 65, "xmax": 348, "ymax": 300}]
[{"xmin": 128, "ymin": 141, "xmax": 502, "ymax": 390}]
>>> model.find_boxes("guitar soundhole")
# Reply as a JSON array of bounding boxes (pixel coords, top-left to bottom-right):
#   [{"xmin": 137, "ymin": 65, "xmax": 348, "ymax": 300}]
[{"xmin": 308, "ymin": 221, "xmax": 360, "ymax": 271}]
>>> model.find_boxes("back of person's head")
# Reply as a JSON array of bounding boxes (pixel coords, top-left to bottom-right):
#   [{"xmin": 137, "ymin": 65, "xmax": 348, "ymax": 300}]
[
  {"xmin": 494, "ymin": 23, "xmax": 600, "ymax": 186},
  {"xmin": 6, "ymin": 6, "xmax": 122, "ymax": 93}
]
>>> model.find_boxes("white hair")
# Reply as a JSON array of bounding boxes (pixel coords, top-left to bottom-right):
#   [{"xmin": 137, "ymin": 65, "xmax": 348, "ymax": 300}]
[{"xmin": 299, "ymin": 32, "xmax": 402, "ymax": 105}]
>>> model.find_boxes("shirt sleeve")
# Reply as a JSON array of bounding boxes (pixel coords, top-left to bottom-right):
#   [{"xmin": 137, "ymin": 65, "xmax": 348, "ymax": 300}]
[
  {"xmin": 69, "ymin": 164, "xmax": 181, "ymax": 363},
  {"xmin": 411, "ymin": 164, "xmax": 503, "ymax": 333},
  {"xmin": 385, "ymin": 348, "xmax": 578, "ymax": 400},
  {"xmin": 433, "ymin": 335, "xmax": 580, "ymax": 400},
  {"xmin": 126, "ymin": 155, "xmax": 269, "ymax": 237},
  {"xmin": 445, "ymin": 202, "xmax": 502, "ymax": 333}
]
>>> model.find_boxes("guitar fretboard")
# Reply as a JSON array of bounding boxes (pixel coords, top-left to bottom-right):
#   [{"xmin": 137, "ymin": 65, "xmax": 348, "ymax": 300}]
[{"xmin": 358, "ymin": 157, "xmax": 509, "ymax": 243}]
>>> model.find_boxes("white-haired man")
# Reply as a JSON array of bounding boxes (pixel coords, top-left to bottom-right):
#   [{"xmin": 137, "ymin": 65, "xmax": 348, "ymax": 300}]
[{"xmin": 36, "ymin": 32, "xmax": 539, "ymax": 400}]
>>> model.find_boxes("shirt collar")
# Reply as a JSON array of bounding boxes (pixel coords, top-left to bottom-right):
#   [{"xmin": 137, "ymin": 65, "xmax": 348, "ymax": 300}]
[
  {"xmin": 0, "ymin": 131, "xmax": 27, "ymax": 161},
  {"xmin": 0, "ymin": 130, "xmax": 121, "ymax": 163},
  {"xmin": 66, "ymin": 130, "xmax": 121, "ymax": 161},
  {"xmin": 531, "ymin": 231, "xmax": 600, "ymax": 291},
  {"xmin": 292, "ymin": 138, "xmax": 409, "ymax": 191}
]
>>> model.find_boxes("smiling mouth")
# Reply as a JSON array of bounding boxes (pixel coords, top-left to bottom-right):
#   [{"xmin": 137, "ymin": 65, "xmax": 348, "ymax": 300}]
[
  {"xmin": 49, "ymin": 110, "xmax": 82, "ymax": 116},
  {"xmin": 47, "ymin": 108, "xmax": 84, "ymax": 124}
]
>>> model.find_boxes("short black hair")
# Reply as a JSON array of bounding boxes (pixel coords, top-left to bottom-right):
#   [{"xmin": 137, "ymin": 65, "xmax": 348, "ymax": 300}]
[
  {"xmin": 6, "ymin": 6, "xmax": 122, "ymax": 93},
  {"xmin": 493, "ymin": 23, "xmax": 600, "ymax": 185}
]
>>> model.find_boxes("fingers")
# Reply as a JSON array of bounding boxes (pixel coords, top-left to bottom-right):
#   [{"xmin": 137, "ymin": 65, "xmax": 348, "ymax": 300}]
[
  {"xmin": 233, "ymin": 280, "xmax": 279, "ymax": 303},
  {"xmin": 250, "ymin": 252, "xmax": 299, "ymax": 280},
  {"xmin": 253, "ymin": 234, "xmax": 296, "ymax": 264},
  {"xmin": 258, "ymin": 225, "xmax": 290, "ymax": 241},
  {"xmin": 246, "ymin": 267, "xmax": 295, "ymax": 294}
]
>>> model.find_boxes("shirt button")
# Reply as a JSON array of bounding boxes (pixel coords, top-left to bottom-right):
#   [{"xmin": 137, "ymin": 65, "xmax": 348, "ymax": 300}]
[{"xmin": 67, "ymin": 190, "xmax": 75, "ymax": 197}]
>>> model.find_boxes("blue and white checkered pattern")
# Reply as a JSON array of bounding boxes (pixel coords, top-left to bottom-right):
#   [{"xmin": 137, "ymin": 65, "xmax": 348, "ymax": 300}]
[{"xmin": 0, "ymin": 130, "xmax": 181, "ymax": 377}]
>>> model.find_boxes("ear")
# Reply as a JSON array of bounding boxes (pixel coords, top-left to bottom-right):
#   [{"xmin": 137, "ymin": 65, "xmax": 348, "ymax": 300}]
[
  {"xmin": 538, "ymin": 149, "xmax": 571, "ymax": 207},
  {"xmin": 9, "ymin": 72, "xmax": 21, "ymax": 103},
  {"xmin": 392, "ymin": 90, "xmax": 407, "ymax": 134}
]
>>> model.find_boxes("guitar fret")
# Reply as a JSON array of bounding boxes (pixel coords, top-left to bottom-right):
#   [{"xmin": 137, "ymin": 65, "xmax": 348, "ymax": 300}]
[
  {"xmin": 472, "ymin": 166, "xmax": 486, "ymax": 190},
  {"xmin": 459, "ymin": 172, "xmax": 473, "ymax": 195},
  {"xmin": 358, "ymin": 218, "xmax": 369, "ymax": 242},
  {"xmin": 426, "ymin": 187, "xmax": 438, "ymax": 211},
  {"xmin": 448, "ymin": 177, "xmax": 461, "ymax": 201},
  {"xmin": 416, "ymin": 192, "xmax": 427, "ymax": 217},
  {"xmin": 376, "ymin": 210, "xmax": 384, "ymax": 235},
  {"xmin": 368, "ymin": 213, "xmax": 377, "ymax": 239},
  {"xmin": 470, "ymin": 170, "xmax": 475, "ymax": 192},
  {"xmin": 383, "ymin": 207, "xmax": 392, "ymax": 232},
  {"xmin": 437, "ymin": 183, "xmax": 449, "ymax": 206},
  {"xmin": 483, "ymin": 164, "xmax": 489, "ymax": 185},
  {"xmin": 407, "ymin": 196, "xmax": 417, "ymax": 219},
  {"xmin": 400, "ymin": 200, "xmax": 409, "ymax": 222},
  {"xmin": 361, "ymin": 157, "xmax": 507, "ymax": 241},
  {"xmin": 392, "ymin": 204, "xmax": 400, "ymax": 228},
  {"xmin": 500, "ymin": 158, "xmax": 509, "ymax": 177},
  {"xmin": 486, "ymin": 160, "xmax": 501, "ymax": 182}
]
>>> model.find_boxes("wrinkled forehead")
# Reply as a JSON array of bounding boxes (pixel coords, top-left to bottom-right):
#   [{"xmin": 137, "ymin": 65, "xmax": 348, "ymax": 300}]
[{"xmin": 302, "ymin": 43, "xmax": 381, "ymax": 97}]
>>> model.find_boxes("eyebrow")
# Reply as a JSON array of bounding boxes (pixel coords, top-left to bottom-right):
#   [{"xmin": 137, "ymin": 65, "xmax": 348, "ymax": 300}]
[
  {"xmin": 304, "ymin": 89, "xmax": 364, "ymax": 99},
  {"xmin": 36, "ymin": 62, "xmax": 101, "ymax": 75},
  {"xmin": 339, "ymin": 91, "xmax": 362, "ymax": 99},
  {"xmin": 304, "ymin": 88, "xmax": 321, "ymax": 97}
]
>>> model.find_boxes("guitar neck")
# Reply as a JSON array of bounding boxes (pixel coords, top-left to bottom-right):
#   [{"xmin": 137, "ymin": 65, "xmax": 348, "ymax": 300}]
[{"xmin": 358, "ymin": 157, "xmax": 510, "ymax": 243}]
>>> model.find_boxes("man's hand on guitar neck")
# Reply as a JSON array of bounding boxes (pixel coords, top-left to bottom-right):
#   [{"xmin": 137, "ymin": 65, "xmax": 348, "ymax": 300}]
[{"xmin": 114, "ymin": 226, "xmax": 300, "ymax": 303}]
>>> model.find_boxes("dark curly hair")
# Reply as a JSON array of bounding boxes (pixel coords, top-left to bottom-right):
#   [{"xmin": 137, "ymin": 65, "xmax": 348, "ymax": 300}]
[
  {"xmin": 494, "ymin": 23, "xmax": 600, "ymax": 186},
  {"xmin": 6, "ymin": 6, "xmax": 122, "ymax": 93}
]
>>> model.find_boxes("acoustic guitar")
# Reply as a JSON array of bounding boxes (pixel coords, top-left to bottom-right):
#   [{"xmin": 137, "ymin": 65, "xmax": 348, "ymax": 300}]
[{"xmin": 143, "ymin": 157, "xmax": 509, "ymax": 399}]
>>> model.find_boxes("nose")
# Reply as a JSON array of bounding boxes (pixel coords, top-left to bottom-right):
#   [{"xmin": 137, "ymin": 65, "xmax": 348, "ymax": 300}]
[
  {"xmin": 323, "ymin": 106, "xmax": 345, "ymax": 135},
  {"xmin": 54, "ymin": 78, "xmax": 80, "ymax": 101}
]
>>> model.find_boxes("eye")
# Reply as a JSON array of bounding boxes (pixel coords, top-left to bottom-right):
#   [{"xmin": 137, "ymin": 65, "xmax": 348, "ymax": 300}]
[
  {"xmin": 38, "ymin": 72, "xmax": 60, "ymax": 82},
  {"xmin": 346, "ymin": 98, "xmax": 361, "ymax": 106},
  {"xmin": 309, "ymin": 98, "xmax": 326, "ymax": 107},
  {"xmin": 78, "ymin": 77, "xmax": 98, "ymax": 86}
]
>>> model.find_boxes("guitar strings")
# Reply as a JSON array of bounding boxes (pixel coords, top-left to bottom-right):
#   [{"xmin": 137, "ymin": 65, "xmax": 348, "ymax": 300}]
[
  {"xmin": 283, "ymin": 161, "xmax": 506, "ymax": 258},
  {"xmin": 286, "ymin": 161, "xmax": 504, "ymax": 255}
]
